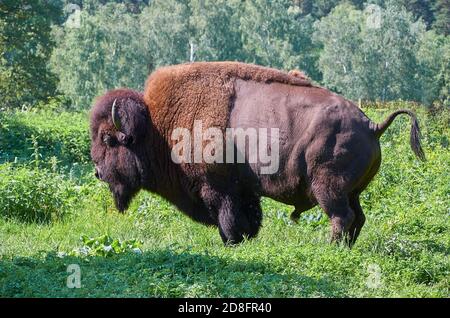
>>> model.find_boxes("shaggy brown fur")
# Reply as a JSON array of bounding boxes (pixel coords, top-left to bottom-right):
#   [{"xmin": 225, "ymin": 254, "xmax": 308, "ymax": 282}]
[
  {"xmin": 90, "ymin": 89, "xmax": 156, "ymax": 212},
  {"xmin": 143, "ymin": 61, "xmax": 312, "ymax": 136},
  {"xmin": 288, "ymin": 69, "xmax": 309, "ymax": 80},
  {"xmin": 90, "ymin": 61, "xmax": 424, "ymax": 246},
  {"xmin": 143, "ymin": 62, "xmax": 313, "ymax": 177}
]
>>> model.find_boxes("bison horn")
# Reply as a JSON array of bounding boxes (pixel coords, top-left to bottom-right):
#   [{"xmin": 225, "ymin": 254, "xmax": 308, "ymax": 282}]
[{"xmin": 111, "ymin": 99, "xmax": 121, "ymax": 131}]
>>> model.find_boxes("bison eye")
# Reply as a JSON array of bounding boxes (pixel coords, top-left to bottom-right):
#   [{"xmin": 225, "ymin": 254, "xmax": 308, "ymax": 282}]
[{"xmin": 102, "ymin": 134, "xmax": 117, "ymax": 147}]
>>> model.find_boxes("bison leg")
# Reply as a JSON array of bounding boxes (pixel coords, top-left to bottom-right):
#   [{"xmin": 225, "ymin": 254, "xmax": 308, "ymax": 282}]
[
  {"xmin": 201, "ymin": 184, "xmax": 262, "ymax": 245},
  {"xmin": 216, "ymin": 192, "xmax": 263, "ymax": 246},
  {"xmin": 239, "ymin": 192, "xmax": 263, "ymax": 239},
  {"xmin": 347, "ymin": 195, "xmax": 366, "ymax": 246},
  {"xmin": 316, "ymin": 195, "xmax": 355, "ymax": 246},
  {"xmin": 217, "ymin": 194, "xmax": 246, "ymax": 245},
  {"xmin": 290, "ymin": 201, "xmax": 314, "ymax": 223}
]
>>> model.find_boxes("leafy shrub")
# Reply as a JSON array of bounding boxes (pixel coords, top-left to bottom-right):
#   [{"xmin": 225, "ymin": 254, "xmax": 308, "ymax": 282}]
[
  {"xmin": 0, "ymin": 164, "xmax": 78, "ymax": 223},
  {"xmin": 67, "ymin": 235, "xmax": 143, "ymax": 257},
  {"xmin": 0, "ymin": 109, "xmax": 90, "ymax": 165}
]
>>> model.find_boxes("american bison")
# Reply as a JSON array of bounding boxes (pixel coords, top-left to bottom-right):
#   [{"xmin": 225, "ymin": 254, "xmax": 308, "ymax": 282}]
[{"xmin": 90, "ymin": 62, "xmax": 424, "ymax": 246}]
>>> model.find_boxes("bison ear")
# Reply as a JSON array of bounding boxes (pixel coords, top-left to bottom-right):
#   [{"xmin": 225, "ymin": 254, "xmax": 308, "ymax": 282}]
[
  {"xmin": 111, "ymin": 99, "xmax": 132, "ymax": 145},
  {"xmin": 110, "ymin": 94, "xmax": 149, "ymax": 143}
]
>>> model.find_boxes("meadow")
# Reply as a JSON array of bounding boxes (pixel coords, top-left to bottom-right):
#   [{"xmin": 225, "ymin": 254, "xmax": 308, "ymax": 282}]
[{"xmin": 0, "ymin": 103, "xmax": 448, "ymax": 297}]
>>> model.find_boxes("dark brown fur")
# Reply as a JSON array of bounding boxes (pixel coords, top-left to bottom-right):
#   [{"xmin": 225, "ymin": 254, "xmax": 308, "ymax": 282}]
[{"xmin": 90, "ymin": 62, "xmax": 424, "ymax": 246}]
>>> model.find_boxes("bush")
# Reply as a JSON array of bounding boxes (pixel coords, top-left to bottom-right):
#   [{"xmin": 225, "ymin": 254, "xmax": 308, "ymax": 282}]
[
  {"xmin": 0, "ymin": 164, "xmax": 78, "ymax": 223},
  {"xmin": 0, "ymin": 109, "xmax": 90, "ymax": 166},
  {"xmin": 67, "ymin": 235, "xmax": 143, "ymax": 258}
]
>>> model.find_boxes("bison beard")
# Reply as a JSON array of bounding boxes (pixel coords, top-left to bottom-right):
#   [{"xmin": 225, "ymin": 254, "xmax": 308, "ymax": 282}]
[
  {"xmin": 90, "ymin": 62, "xmax": 425, "ymax": 247},
  {"xmin": 106, "ymin": 158, "xmax": 141, "ymax": 212},
  {"xmin": 111, "ymin": 183, "xmax": 135, "ymax": 212}
]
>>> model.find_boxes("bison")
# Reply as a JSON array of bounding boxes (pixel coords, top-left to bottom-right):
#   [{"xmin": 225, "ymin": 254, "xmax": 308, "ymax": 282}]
[{"xmin": 90, "ymin": 62, "xmax": 424, "ymax": 246}]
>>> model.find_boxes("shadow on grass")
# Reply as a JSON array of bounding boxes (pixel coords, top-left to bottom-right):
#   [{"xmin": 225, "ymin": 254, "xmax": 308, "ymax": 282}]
[{"xmin": 0, "ymin": 248, "xmax": 346, "ymax": 298}]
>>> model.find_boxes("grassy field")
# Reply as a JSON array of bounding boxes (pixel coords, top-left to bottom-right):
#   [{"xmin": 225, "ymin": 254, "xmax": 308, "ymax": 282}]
[{"xmin": 0, "ymin": 103, "xmax": 449, "ymax": 297}]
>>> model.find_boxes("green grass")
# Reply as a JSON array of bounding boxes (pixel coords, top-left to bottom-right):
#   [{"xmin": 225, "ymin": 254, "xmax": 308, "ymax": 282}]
[{"xmin": 0, "ymin": 103, "xmax": 449, "ymax": 297}]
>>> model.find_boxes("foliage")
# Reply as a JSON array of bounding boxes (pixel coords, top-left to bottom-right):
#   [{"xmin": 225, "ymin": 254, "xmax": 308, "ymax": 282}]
[
  {"xmin": 312, "ymin": 3, "xmax": 365, "ymax": 98},
  {"xmin": 188, "ymin": 0, "xmax": 243, "ymax": 62},
  {"xmin": 313, "ymin": 2, "xmax": 429, "ymax": 101},
  {"xmin": 416, "ymin": 30, "xmax": 450, "ymax": 107},
  {"xmin": 295, "ymin": 0, "xmax": 365, "ymax": 19},
  {"xmin": 26, "ymin": 0, "xmax": 449, "ymax": 108},
  {"xmin": 81, "ymin": 0, "xmax": 150, "ymax": 14},
  {"xmin": 68, "ymin": 234, "xmax": 143, "ymax": 257},
  {"xmin": 50, "ymin": 3, "xmax": 150, "ymax": 108},
  {"xmin": 432, "ymin": 0, "xmax": 450, "ymax": 35},
  {"xmin": 1, "ymin": 0, "xmax": 449, "ymax": 108},
  {"xmin": 0, "ymin": 0, "xmax": 62, "ymax": 109},
  {"xmin": 138, "ymin": 0, "xmax": 191, "ymax": 68},
  {"xmin": 239, "ymin": 0, "xmax": 319, "ymax": 78},
  {"xmin": 312, "ymin": 1, "xmax": 449, "ymax": 104},
  {"xmin": 0, "ymin": 109, "xmax": 90, "ymax": 165},
  {"xmin": 0, "ymin": 164, "xmax": 77, "ymax": 223},
  {"xmin": 368, "ymin": 0, "xmax": 437, "ymax": 30}
]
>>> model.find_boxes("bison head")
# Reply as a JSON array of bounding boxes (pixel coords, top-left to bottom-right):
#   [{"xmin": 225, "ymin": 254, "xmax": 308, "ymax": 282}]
[{"xmin": 90, "ymin": 89, "xmax": 151, "ymax": 212}]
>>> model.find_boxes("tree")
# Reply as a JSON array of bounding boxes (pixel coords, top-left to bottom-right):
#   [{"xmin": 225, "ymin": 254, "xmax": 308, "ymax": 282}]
[
  {"xmin": 57, "ymin": 0, "xmax": 150, "ymax": 14},
  {"xmin": 433, "ymin": 0, "xmax": 450, "ymax": 35},
  {"xmin": 312, "ymin": 3, "xmax": 364, "ymax": 98},
  {"xmin": 363, "ymin": 0, "xmax": 447, "ymax": 34},
  {"xmin": 139, "ymin": 0, "xmax": 191, "ymax": 69},
  {"xmin": 369, "ymin": 0, "xmax": 437, "ymax": 29},
  {"xmin": 359, "ymin": 2, "xmax": 426, "ymax": 101},
  {"xmin": 239, "ymin": 0, "xmax": 319, "ymax": 78},
  {"xmin": 50, "ymin": 3, "xmax": 150, "ymax": 108},
  {"xmin": 188, "ymin": 0, "xmax": 243, "ymax": 62},
  {"xmin": 294, "ymin": 0, "xmax": 365, "ymax": 19},
  {"xmin": 0, "ymin": 0, "xmax": 62, "ymax": 109},
  {"xmin": 416, "ymin": 30, "xmax": 450, "ymax": 106},
  {"xmin": 313, "ymin": 2, "xmax": 427, "ymax": 102},
  {"xmin": 400, "ymin": 0, "xmax": 436, "ymax": 29}
]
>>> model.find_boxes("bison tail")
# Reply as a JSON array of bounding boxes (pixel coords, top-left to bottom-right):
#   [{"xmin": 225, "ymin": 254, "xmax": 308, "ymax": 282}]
[{"xmin": 372, "ymin": 109, "xmax": 425, "ymax": 161}]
